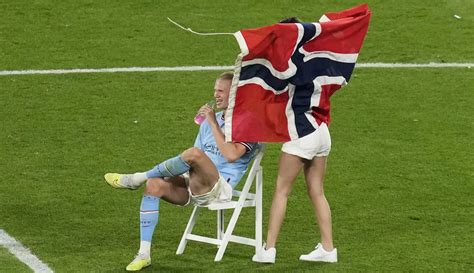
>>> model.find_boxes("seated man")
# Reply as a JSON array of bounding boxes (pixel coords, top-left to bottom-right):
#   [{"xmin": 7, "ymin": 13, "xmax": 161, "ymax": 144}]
[{"xmin": 104, "ymin": 71, "xmax": 260, "ymax": 271}]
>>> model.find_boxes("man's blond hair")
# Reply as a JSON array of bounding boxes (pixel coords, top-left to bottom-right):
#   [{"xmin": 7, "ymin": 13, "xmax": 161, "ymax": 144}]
[{"xmin": 218, "ymin": 71, "xmax": 234, "ymax": 82}]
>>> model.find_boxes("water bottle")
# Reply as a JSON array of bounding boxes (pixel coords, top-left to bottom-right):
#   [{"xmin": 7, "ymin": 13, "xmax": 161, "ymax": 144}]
[{"xmin": 194, "ymin": 101, "xmax": 216, "ymax": 125}]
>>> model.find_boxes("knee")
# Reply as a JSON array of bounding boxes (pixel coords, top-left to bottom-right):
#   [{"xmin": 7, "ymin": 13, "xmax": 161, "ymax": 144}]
[
  {"xmin": 307, "ymin": 184, "xmax": 325, "ymax": 198},
  {"xmin": 181, "ymin": 147, "xmax": 205, "ymax": 164},
  {"xmin": 275, "ymin": 189, "xmax": 292, "ymax": 200},
  {"xmin": 274, "ymin": 182, "xmax": 293, "ymax": 198},
  {"xmin": 145, "ymin": 178, "xmax": 165, "ymax": 196}
]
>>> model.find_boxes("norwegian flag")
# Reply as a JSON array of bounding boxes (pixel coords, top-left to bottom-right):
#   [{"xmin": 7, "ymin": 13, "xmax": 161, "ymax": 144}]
[{"xmin": 225, "ymin": 4, "xmax": 371, "ymax": 142}]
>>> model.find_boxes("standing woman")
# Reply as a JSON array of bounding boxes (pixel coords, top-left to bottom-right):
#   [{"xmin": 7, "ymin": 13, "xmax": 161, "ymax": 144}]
[
  {"xmin": 252, "ymin": 123, "xmax": 337, "ymax": 264},
  {"xmin": 252, "ymin": 16, "xmax": 337, "ymax": 264}
]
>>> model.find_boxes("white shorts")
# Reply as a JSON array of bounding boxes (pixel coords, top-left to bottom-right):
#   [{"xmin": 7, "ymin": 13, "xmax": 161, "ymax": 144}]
[
  {"xmin": 281, "ymin": 123, "xmax": 331, "ymax": 160},
  {"xmin": 182, "ymin": 173, "xmax": 233, "ymax": 207}
]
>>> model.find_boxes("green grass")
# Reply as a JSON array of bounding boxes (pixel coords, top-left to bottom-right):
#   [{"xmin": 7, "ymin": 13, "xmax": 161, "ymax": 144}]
[
  {"xmin": 0, "ymin": 247, "xmax": 31, "ymax": 273},
  {"xmin": 1, "ymin": 0, "xmax": 473, "ymax": 70},
  {"xmin": 1, "ymin": 0, "xmax": 473, "ymax": 272}
]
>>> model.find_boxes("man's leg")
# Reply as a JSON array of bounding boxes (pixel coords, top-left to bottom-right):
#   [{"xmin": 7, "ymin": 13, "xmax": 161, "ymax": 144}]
[
  {"xmin": 105, "ymin": 147, "xmax": 214, "ymax": 190},
  {"xmin": 145, "ymin": 156, "xmax": 190, "ymax": 180},
  {"xmin": 181, "ymin": 147, "xmax": 219, "ymax": 195},
  {"xmin": 126, "ymin": 176, "xmax": 188, "ymax": 271},
  {"xmin": 133, "ymin": 147, "xmax": 217, "ymax": 263}
]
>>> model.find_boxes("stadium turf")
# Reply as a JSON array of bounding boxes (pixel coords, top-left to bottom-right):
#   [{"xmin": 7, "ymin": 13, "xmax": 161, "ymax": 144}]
[{"xmin": 1, "ymin": 0, "xmax": 473, "ymax": 272}]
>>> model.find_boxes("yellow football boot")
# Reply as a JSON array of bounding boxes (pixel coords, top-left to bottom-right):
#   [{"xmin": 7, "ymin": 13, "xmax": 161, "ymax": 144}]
[
  {"xmin": 126, "ymin": 255, "xmax": 151, "ymax": 271},
  {"xmin": 104, "ymin": 173, "xmax": 137, "ymax": 190}
]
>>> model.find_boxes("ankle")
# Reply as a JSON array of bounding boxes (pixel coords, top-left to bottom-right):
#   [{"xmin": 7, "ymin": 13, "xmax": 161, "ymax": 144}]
[
  {"xmin": 133, "ymin": 172, "xmax": 147, "ymax": 185},
  {"xmin": 138, "ymin": 241, "xmax": 151, "ymax": 257},
  {"xmin": 264, "ymin": 243, "xmax": 276, "ymax": 250},
  {"xmin": 321, "ymin": 243, "xmax": 334, "ymax": 252}
]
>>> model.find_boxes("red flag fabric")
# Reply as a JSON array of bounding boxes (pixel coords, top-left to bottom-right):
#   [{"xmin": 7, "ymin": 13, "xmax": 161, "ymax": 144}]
[{"xmin": 225, "ymin": 4, "xmax": 371, "ymax": 142}]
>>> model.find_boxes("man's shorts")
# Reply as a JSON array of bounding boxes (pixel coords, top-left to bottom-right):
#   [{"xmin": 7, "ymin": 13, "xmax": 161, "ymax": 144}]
[
  {"xmin": 182, "ymin": 173, "xmax": 233, "ymax": 207},
  {"xmin": 281, "ymin": 122, "xmax": 331, "ymax": 160}
]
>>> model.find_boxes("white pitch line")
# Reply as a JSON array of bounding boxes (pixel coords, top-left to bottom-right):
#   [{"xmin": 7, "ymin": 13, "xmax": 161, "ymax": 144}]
[
  {"xmin": 357, "ymin": 62, "xmax": 473, "ymax": 68},
  {"xmin": 0, "ymin": 229, "xmax": 54, "ymax": 273},
  {"xmin": 0, "ymin": 66, "xmax": 234, "ymax": 76},
  {"xmin": 0, "ymin": 63, "xmax": 472, "ymax": 76}
]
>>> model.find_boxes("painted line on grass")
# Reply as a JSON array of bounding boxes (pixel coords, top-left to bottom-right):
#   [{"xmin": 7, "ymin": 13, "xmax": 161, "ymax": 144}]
[
  {"xmin": 0, "ymin": 66, "xmax": 234, "ymax": 76},
  {"xmin": 357, "ymin": 62, "xmax": 473, "ymax": 68},
  {"xmin": 0, "ymin": 229, "xmax": 54, "ymax": 273},
  {"xmin": 0, "ymin": 63, "xmax": 472, "ymax": 76}
]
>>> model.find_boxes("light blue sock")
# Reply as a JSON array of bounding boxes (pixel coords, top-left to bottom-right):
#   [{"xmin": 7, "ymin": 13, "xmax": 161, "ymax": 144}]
[
  {"xmin": 145, "ymin": 155, "xmax": 190, "ymax": 178},
  {"xmin": 140, "ymin": 195, "xmax": 160, "ymax": 243}
]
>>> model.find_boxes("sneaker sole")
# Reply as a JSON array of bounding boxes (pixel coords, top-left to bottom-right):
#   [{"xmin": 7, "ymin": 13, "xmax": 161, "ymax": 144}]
[
  {"xmin": 252, "ymin": 255, "xmax": 275, "ymax": 264},
  {"xmin": 299, "ymin": 256, "xmax": 337, "ymax": 263},
  {"xmin": 126, "ymin": 261, "xmax": 151, "ymax": 271}
]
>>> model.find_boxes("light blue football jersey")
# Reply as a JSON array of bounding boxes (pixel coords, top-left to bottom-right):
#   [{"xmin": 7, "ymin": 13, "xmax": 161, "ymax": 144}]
[{"xmin": 194, "ymin": 111, "xmax": 260, "ymax": 188}]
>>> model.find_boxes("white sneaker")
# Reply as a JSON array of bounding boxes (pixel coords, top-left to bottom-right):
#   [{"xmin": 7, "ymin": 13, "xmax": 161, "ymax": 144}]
[
  {"xmin": 299, "ymin": 243, "xmax": 337, "ymax": 263},
  {"xmin": 252, "ymin": 244, "xmax": 276, "ymax": 263}
]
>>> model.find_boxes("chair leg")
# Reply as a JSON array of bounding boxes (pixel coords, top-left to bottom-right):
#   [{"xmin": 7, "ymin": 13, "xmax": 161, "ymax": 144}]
[
  {"xmin": 176, "ymin": 206, "xmax": 201, "ymax": 254},
  {"xmin": 255, "ymin": 168, "xmax": 263, "ymax": 253},
  {"xmin": 214, "ymin": 210, "xmax": 239, "ymax": 262},
  {"xmin": 217, "ymin": 210, "xmax": 224, "ymax": 240},
  {"xmin": 217, "ymin": 210, "xmax": 224, "ymax": 248},
  {"xmin": 214, "ymin": 167, "xmax": 260, "ymax": 261}
]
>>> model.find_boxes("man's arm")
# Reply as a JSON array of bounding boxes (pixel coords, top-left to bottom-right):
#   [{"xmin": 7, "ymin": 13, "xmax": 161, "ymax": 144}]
[
  {"xmin": 209, "ymin": 120, "xmax": 247, "ymax": 162},
  {"xmin": 199, "ymin": 104, "xmax": 246, "ymax": 162}
]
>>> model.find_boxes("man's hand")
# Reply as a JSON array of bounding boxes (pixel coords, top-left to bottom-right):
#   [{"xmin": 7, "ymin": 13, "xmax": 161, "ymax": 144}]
[{"xmin": 198, "ymin": 103, "xmax": 217, "ymax": 126}]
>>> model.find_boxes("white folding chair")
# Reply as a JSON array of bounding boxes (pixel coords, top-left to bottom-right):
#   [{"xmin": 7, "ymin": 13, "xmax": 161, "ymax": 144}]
[{"xmin": 176, "ymin": 145, "xmax": 265, "ymax": 262}]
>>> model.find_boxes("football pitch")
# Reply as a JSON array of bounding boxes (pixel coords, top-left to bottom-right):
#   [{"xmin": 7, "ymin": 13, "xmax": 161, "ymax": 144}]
[{"xmin": 1, "ymin": 0, "xmax": 473, "ymax": 272}]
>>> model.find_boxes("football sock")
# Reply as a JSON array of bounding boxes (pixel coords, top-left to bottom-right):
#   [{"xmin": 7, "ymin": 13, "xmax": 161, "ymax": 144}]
[
  {"xmin": 118, "ymin": 172, "xmax": 147, "ymax": 188},
  {"xmin": 131, "ymin": 172, "xmax": 147, "ymax": 186},
  {"xmin": 145, "ymin": 155, "xmax": 190, "ymax": 178},
  {"xmin": 138, "ymin": 241, "xmax": 151, "ymax": 258},
  {"xmin": 139, "ymin": 195, "xmax": 160, "ymax": 256}
]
